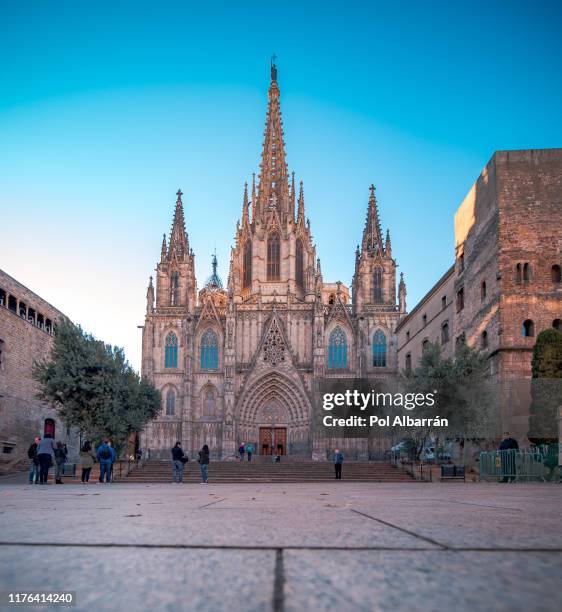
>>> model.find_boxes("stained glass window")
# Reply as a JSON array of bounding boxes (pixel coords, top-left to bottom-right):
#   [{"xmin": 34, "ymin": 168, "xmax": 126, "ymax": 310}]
[
  {"xmin": 267, "ymin": 233, "xmax": 280, "ymax": 280},
  {"xmin": 328, "ymin": 326, "xmax": 348, "ymax": 369},
  {"xmin": 372, "ymin": 330, "xmax": 387, "ymax": 367},
  {"xmin": 166, "ymin": 389, "xmax": 175, "ymax": 415},
  {"xmin": 373, "ymin": 268, "xmax": 383, "ymax": 303},
  {"xmin": 164, "ymin": 332, "xmax": 178, "ymax": 368},
  {"xmin": 200, "ymin": 329, "xmax": 219, "ymax": 369}
]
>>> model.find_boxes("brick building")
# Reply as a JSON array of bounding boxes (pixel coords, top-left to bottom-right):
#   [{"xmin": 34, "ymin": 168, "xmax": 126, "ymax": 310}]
[
  {"xmin": 0, "ymin": 269, "xmax": 77, "ymax": 470},
  {"xmin": 397, "ymin": 148, "xmax": 562, "ymax": 442}
]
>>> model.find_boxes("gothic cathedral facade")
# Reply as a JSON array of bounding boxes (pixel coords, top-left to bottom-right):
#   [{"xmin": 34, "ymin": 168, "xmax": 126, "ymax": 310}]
[{"xmin": 141, "ymin": 63, "xmax": 407, "ymax": 459}]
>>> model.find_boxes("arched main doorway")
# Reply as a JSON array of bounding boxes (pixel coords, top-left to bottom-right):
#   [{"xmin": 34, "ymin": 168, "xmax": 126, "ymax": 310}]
[{"xmin": 236, "ymin": 372, "xmax": 311, "ymax": 456}]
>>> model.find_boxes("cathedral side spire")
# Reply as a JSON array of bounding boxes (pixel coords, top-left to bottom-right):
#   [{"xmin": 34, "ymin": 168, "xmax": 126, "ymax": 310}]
[
  {"xmin": 241, "ymin": 182, "xmax": 249, "ymax": 229},
  {"xmin": 297, "ymin": 180, "xmax": 305, "ymax": 225},
  {"xmin": 168, "ymin": 189, "xmax": 189, "ymax": 261},
  {"xmin": 385, "ymin": 228, "xmax": 392, "ymax": 258},
  {"xmin": 257, "ymin": 57, "xmax": 290, "ymax": 220},
  {"xmin": 290, "ymin": 172, "xmax": 296, "ymax": 219},
  {"xmin": 361, "ymin": 184, "xmax": 384, "ymax": 255},
  {"xmin": 161, "ymin": 233, "xmax": 167, "ymax": 261}
]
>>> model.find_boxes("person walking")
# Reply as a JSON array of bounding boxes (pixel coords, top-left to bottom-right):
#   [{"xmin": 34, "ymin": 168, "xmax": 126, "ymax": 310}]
[
  {"xmin": 54, "ymin": 441, "xmax": 67, "ymax": 484},
  {"xmin": 80, "ymin": 441, "xmax": 96, "ymax": 484},
  {"xmin": 96, "ymin": 440, "xmax": 114, "ymax": 484},
  {"xmin": 246, "ymin": 442, "xmax": 254, "ymax": 462},
  {"xmin": 238, "ymin": 442, "xmax": 245, "ymax": 462},
  {"xmin": 171, "ymin": 441, "xmax": 186, "ymax": 483},
  {"xmin": 334, "ymin": 448, "xmax": 344, "ymax": 479},
  {"xmin": 198, "ymin": 444, "xmax": 210, "ymax": 483},
  {"xmin": 36, "ymin": 435, "xmax": 56, "ymax": 484},
  {"xmin": 108, "ymin": 440, "xmax": 117, "ymax": 482},
  {"xmin": 27, "ymin": 436, "xmax": 40, "ymax": 484}
]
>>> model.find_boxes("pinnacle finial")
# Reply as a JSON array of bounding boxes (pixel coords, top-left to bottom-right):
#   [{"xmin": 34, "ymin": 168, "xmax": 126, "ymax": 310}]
[
  {"xmin": 176, "ymin": 188, "xmax": 183, "ymax": 200},
  {"xmin": 271, "ymin": 54, "xmax": 277, "ymax": 82}
]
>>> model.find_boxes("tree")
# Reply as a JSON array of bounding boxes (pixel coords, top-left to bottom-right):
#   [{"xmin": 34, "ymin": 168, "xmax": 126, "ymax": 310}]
[
  {"xmin": 528, "ymin": 328, "xmax": 562, "ymax": 445},
  {"xmin": 399, "ymin": 342, "xmax": 498, "ymax": 459},
  {"xmin": 33, "ymin": 318, "xmax": 161, "ymax": 455}
]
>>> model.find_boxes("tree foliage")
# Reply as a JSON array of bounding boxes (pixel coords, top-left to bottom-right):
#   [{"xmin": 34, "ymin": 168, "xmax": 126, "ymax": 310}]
[
  {"xmin": 400, "ymin": 342, "xmax": 498, "ymax": 458},
  {"xmin": 528, "ymin": 329, "xmax": 562, "ymax": 445},
  {"xmin": 33, "ymin": 318, "xmax": 161, "ymax": 454}
]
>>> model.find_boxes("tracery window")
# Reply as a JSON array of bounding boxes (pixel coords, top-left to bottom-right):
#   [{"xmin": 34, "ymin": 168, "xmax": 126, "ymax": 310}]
[
  {"xmin": 166, "ymin": 389, "xmax": 175, "ymax": 416},
  {"xmin": 328, "ymin": 326, "xmax": 348, "ymax": 369},
  {"xmin": 373, "ymin": 268, "xmax": 383, "ymax": 303},
  {"xmin": 296, "ymin": 239, "xmax": 304, "ymax": 289},
  {"xmin": 267, "ymin": 233, "xmax": 280, "ymax": 280},
  {"xmin": 200, "ymin": 329, "xmax": 219, "ymax": 369},
  {"xmin": 164, "ymin": 332, "xmax": 178, "ymax": 368},
  {"xmin": 243, "ymin": 241, "xmax": 252, "ymax": 288},
  {"xmin": 372, "ymin": 329, "xmax": 387, "ymax": 367}
]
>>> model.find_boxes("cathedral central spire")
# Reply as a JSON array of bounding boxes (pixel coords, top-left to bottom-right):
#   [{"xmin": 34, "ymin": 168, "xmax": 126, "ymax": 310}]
[
  {"xmin": 256, "ymin": 57, "xmax": 290, "ymax": 220},
  {"xmin": 168, "ymin": 188, "xmax": 190, "ymax": 261},
  {"xmin": 362, "ymin": 184, "xmax": 384, "ymax": 255}
]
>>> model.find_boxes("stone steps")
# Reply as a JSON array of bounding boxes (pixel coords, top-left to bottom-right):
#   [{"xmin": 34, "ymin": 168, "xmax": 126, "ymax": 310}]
[{"xmin": 124, "ymin": 461, "xmax": 414, "ymax": 483}]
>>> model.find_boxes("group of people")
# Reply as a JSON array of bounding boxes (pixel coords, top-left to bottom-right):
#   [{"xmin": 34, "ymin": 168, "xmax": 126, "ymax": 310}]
[
  {"xmin": 27, "ymin": 435, "xmax": 117, "ymax": 485},
  {"xmin": 238, "ymin": 442, "xmax": 254, "ymax": 461},
  {"xmin": 171, "ymin": 442, "xmax": 210, "ymax": 484}
]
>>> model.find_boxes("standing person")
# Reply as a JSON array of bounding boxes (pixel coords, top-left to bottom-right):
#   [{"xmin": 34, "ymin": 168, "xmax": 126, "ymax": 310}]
[
  {"xmin": 54, "ymin": 441, "xmax": 67, "ymax": 484},
  {"xmin": 238, "ymin": 442, "xmax": 245, "ymax": 462},
  {"xmin": 198, "ymin": 444, "xmax": 210, "ymax": 484},
  {"xmin": 27, "ymin": 437, "xmax": 40, "ymax": 484},
  {"xmin": 96, "ymin": 440, "xmax": 114, "ymax": 484},
  {"xmin": 334, "ymin": 449, "xmax": 344, "ymax": 480},
  {"xmin": 36, "ymin": 435, "xmax": 56, "ymax": 484},
  {"xmin": 171, "ymin": 441, "xmax": 186, "ymax": 483},
  {"xmin": 107, "ymin": 440, "xmax": 117, "ymax": 482},
  {"xmin": 80, "ymin": 441, "xmax": 96, "ymax": 484},
  {"xmin": 499, "ymin": 432, "xmax": 519, "ymax": 483},
  {"xmin": 246, "ymin": 442, "xmax": 254, "ymax": 462}
]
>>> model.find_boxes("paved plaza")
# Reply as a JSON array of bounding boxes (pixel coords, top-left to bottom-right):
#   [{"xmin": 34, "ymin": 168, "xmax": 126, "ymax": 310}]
[{"xmin": 1, "ymin": 480, "xmax": 561, "ymax": 611}]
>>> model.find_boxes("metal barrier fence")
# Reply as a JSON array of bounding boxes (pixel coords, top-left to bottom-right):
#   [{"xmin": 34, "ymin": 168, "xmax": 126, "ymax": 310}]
[{"xmin": 479, "ymin": 446, "xmax": 560, "ymax": 483}]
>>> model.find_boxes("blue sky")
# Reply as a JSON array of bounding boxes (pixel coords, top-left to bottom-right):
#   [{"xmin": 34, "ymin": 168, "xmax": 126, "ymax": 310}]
[{"xmin": 1, "ymin": 1, "xmax": 561, "ymax": 369}]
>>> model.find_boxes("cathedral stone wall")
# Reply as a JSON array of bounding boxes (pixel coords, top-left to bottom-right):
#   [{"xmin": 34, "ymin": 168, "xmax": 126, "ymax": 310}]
[{"xmin": 141, "ymin": 64, "xmax": 405, "ymax": 460}]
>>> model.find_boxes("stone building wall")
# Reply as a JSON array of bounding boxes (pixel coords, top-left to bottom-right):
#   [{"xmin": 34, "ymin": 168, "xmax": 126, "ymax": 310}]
[
  {"xmin": 396, "ymin": 265, "xmax": 455, "ymax": 373},
  {"xmin": 0, "ymin": 269, "xmax": 77, "ymax": 471}
]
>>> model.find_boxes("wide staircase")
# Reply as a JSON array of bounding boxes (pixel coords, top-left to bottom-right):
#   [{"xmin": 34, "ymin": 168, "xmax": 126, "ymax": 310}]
[{"xmin": 124, "ymin": 459, "xmax": 414, "ymax": 483}]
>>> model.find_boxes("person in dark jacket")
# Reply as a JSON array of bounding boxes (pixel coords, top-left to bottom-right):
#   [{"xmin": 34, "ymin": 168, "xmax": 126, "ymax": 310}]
[
  {"xmin": 499, "ymin": 432, "xmax": 519, "ymax": 482},
  {"xmin": 238, "ymin": 442, "xmax": 245, "ymax": 462},
  {"xmin": 54, "ymin": 441, "xmax": 67, "ymax": 484},
  {"xmin": 198, "ymin": 444, "xmax": 210, "ymax": 483},
  {"xmin": 36, "ymin": 435, "xmax": 56, "ymax": 484},
  {"xmin": 96, "ymin": 440, "xmax": 116, "ymax": 483},
  {"xmin": 171, "ymin": 442, "xmax": 186, "ymax": 483},
  {"xmin": 334, "ymin": 449, "xmax": 344, "ymax": 479},
  {"xmin": 27, "ymin": 437, "xmax": 40, "ymax": 484}
]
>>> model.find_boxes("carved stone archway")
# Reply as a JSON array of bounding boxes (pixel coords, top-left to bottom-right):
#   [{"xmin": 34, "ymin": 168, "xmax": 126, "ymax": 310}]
[{"xmin": 236, "ymin": 372, "xmax": 311, "ymax": 456}]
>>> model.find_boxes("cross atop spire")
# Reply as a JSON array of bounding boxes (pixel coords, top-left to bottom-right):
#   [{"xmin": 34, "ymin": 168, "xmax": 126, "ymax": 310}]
[
  {"xmin": 361, "ymin": 184, "xmax": 384, "ymax": 255},
  {"xmin": 271, "ymin": 54, "xmax": 277, "ymax": 82}
]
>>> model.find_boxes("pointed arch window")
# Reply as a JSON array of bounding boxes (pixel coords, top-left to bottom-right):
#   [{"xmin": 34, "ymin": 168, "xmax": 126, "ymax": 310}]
[
  {"xmin": 267, "ymin": 232, "xmax": 280, "ymax": 280},
  {"xmin": 243, "ymin": 241, "xmax": 252, "ymax": 288},
  {"xmin": 373, "ymin": 268, "xmax": 383, "ymax": 303},
  {"xmin": 328, "ymin": 326, "xmax": 348, "ymax": 369},
  {"xmin": 165, "ymin": 388, "xmax": 176, "ymax": 416},
  {"xmin": 203, "ymin": 387, "xmax": 217, "ymax": 417},
  {"xmin": 164, "ymin": 332, "xmax": 178, "ymax": 368},
  {"xmin": 170, "ymin": 272, "xmax": 179, "ymax": 306},
  {"xmin": 200, "ymin": 329, "xmax": 219, "ymax": 369},
  {"xmin": 295, "ymin": 239, "xmax": 304, "ymax": 289},
  {"xmin": 372, "ymin": 329, "xmax": 387, "ymax": 367}
]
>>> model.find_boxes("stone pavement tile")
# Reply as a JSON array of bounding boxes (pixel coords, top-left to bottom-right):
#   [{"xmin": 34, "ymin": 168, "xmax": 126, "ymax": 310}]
[
  {"xmin": 283, "ymin": 550, "xmax": 562, "ymax": 612},
  {"xmin": 352, "ymin": 485, "xmax": 562, "ymax": 549},
  {"xmin": 0, "ymin": 485, "xmax": 437, "ymax": 549},
  {"xmin": 0, "ymin": 546, "xmax": 275, "ymax": 612}
]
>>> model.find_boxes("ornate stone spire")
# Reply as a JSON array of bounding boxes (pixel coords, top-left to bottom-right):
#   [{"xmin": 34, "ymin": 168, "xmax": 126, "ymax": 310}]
[
  {"xmin": 251, "ymin": 172, "xmax": 257, "ymax": 222},
  {"xmin": 399, "ymin": 272, "xmax": 407, "ymax": 313},
  {"xmin": 241, "ymin": 182, "xmax": 249, "ymax": 229},
  {"xmin": 160, "ymin": 233, "xmax": 167, "ymax": 261},
  {"xmin": 146, "ymin": 276, "xmax": 154, "ymax": 314},
  {"xmin": 361, "ymin": 184, "xmax": 384, "ymax": 255},
  {"xmin": 297, "ymin": 180, "xmax": 305, "ymax": 225},
  {"xmin": 290, "ymin": 171, "xmax": 296, "ymax": 219},
  {"xmin": 168, "ymin": 189, "xmax": 189, "ymax": 261},
  {"xmin": 257, "ymin": 57, "xmax": 290, "ymax": 219},
  {"xmin": 385, "ymin": 228, "xmax": 392, "ymax": 258}
]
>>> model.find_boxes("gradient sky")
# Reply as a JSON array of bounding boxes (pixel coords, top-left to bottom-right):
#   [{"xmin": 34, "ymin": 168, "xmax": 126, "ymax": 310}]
[{"xmin": 1, "ymin": 1, "xmax": 561, "ymax": 370}]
